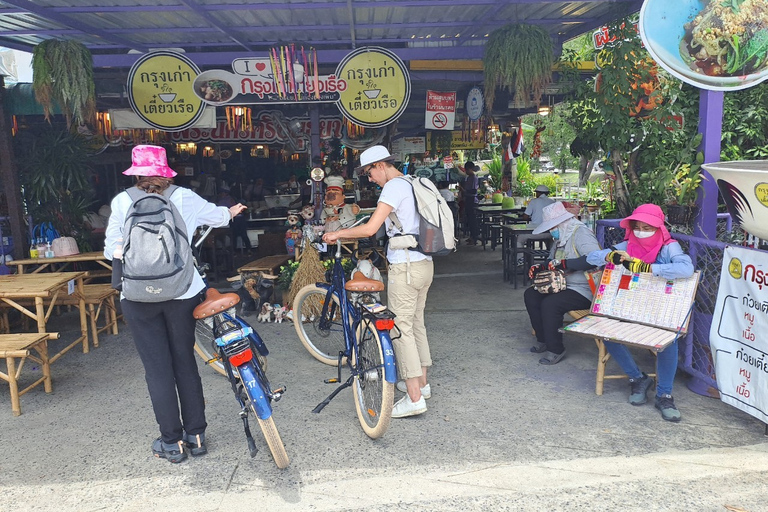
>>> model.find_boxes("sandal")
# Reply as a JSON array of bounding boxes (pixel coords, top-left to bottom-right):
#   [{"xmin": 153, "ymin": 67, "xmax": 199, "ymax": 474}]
[
  {"xmin": 539, "ymin": 351, "xmax": 566, "ymax": 365},
  {"xmin": 530, "ymin": 342, "xmax": 547, "ymax": 353}
]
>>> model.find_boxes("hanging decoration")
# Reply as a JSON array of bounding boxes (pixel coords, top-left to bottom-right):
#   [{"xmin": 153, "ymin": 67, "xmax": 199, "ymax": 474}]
[
  {"xmin": 531, "ymin": 118, "xmax": 546, "ymax": 159},
  {"xmin": 225, "ymin": 106, "xmax": 252, "ymax": 131},
  {"xmin": 202, "ymin": 145, "xmax": 215, "ymax": 158},
  {"xmin": 269, "ymin": 45, "xmax": 319, "ymax": 101},
  {"xmin": 11, "ymin": 115, "xmax": 18, "ymax": 137}
]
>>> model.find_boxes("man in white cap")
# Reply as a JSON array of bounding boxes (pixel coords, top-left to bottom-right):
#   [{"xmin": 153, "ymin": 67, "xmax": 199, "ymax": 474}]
[
  {"xmin": 517, "ymin": 184, "xmax": 555, "ymax": 255},
  {"xmin": 323, "ymin": 145, "xmax": 433, "ymax": 418},
  {"xmin": 523, "ymin": 201, "xmax": 601, "ymax": 365}
]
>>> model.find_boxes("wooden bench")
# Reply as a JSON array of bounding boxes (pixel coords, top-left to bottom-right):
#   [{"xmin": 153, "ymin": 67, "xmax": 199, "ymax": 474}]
[
  {"xmin": 566, "ymin": 309, "xmax": 656, "ymax": 396},
  {"xmin": 238, "ymin": 254, "xmax": 293, "ymax": 277},
  {"xmin": 0, "ymin": 332, "xmax": 58, "ymax": 416},
  {"xmin": 1, "ymin": 284, "xmax": 120, "ymax": 351}
]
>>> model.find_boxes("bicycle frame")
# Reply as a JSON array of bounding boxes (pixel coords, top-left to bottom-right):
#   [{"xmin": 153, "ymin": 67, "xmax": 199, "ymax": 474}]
[{"xmin": 312, "ymin": 241, "xmax": 396, "ymax": 412}]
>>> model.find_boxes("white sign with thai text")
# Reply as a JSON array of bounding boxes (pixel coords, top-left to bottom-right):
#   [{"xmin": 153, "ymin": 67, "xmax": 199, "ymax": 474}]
[
  {"xmin": 425, "ymin": 91, "xmax": 456, "ymax": 131},
  {"xmin": 710, "ymin": 245, "xmax": 768, "ymax": 423}
]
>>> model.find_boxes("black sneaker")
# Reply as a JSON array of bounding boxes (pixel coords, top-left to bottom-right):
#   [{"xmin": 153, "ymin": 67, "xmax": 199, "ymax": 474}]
[
  {"xmin": 628, "ymin": 373, "xmax": 654, "ymax": 405},
  {"xmin": 152, "ymin": 438, "xmax": 187, "ymax": 463},
  {"xmin": 183, "ymin": 432, "xmax": 208, "ymax": 456},
  {"xmin": 654, "ymin": 394, "xmax": 682, "ymax": 422}
]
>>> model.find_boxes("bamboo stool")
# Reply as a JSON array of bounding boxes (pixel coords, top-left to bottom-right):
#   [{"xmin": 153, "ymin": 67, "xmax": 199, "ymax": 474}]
[
  {"xmin": 567, "ymin": 310, "xmax": 656, "ymax": 395},
  {"xmin": 0, "ymin": 332, "xmax": 58, "ymax": 416},
  {"xmin": 57, "ymin": 284, "xmax": 120, "ymax": 348}
]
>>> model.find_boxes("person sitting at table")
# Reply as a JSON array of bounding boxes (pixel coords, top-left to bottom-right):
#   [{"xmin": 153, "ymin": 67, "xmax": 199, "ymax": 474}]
[
  {"xmin": 517, "ymin": 184, "xmax": 555, "ymax": 260},
  {"xmin": 104, "ymin": 145, "xmax": 247, "ymax": 463},
  {"xmin": 585, "ymin": 203, "xmax": 693, "ymax": 422},
  {"xmin": 524, "ymin": 201, "xmax": 601, "ymax": 365}
]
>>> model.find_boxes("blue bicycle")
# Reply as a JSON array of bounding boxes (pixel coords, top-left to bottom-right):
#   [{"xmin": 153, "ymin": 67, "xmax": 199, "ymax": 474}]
[
  {"xmin": 191, "ymin": 228, "xmax": 289, "ymax": 468},
  {"xmin": 293, "ymin": 238, "xmax": 397, "ymax": 438}
]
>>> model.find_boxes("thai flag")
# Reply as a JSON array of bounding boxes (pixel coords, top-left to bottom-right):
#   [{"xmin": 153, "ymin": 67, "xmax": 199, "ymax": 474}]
[{"xmin": 505, "ymin": 127, "xmax": 524, "ymax": 162}]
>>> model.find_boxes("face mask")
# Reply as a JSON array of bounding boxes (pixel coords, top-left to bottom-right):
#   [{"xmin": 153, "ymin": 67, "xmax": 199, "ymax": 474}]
[
  {"xmin": 633, "ymin": 229, "xmax": 656, "ymax": 239},
  {"xmin": 550, "ymin": 229, "xmax": 560, "ymax": 240}
]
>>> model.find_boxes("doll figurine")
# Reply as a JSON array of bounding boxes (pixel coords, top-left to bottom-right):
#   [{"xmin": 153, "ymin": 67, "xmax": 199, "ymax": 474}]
[
  {"xmin": 284, "ymin": 210, "xmax": 303, "ymax": 255},
  {"xmin": 321, "ymin": 175, "xmax": 360, "ymax": 232}
]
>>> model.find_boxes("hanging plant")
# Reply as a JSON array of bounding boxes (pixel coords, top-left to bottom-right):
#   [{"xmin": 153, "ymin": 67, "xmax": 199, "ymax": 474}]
[
  {"xmin": 483, "ymin": 23, "xmax": 554, "ymax": 110},
  {"xmin": 32, "ymin": 39, "xmax": 96, "ymax": 128}
]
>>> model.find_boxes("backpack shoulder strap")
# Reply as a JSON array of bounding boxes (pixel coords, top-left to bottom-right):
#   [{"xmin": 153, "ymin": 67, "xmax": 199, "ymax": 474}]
[
  {"xmin": 125, "ymin": 186, "xmax": 143, "ymax": 202},
  {"xmin": 387, "ymin": 176, "xmax": 416, "ymax": 232}
]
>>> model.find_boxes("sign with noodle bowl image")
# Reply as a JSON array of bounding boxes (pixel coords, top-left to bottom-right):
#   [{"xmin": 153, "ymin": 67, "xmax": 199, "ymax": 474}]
[{"xmin": 639, "ymin": 0, "xmax": 768, "ymax": 91}]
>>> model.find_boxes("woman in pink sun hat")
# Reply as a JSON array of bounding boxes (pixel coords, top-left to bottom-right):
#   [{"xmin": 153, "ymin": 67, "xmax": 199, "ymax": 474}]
[
  {"xmin": 104, "ymin": 145, "xmax": 247, "ymax": 463},
  {"xmin": 586, "ymin": 203, "xmax": 693, "ymax": 423}
]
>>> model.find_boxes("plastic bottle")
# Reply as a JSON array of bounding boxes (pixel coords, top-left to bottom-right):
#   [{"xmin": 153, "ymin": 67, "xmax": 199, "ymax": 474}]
[
  {"xmin": 36, "ymin": 238, "xmax": 47, "ymax": 258},
  {"xmin": 30, "ymin": 239, "xmax": 38, "ymax": 259},
  {"xmin": 45, "ymin": 241, "xmax": 54, "ymax": 258}
]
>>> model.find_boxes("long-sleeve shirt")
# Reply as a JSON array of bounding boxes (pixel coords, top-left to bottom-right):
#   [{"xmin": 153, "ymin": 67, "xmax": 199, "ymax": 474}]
[
  {"xmin": 104, "ymin": 186, "xmax": 232, "ymax": 300},
  {"xmin": 587, "ymin": 240, "xmax": 694, "ymax": 280}
]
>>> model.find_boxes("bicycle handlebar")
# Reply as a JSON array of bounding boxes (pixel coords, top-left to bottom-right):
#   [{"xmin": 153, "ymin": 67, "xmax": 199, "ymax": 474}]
[{"xmin": 334, "ymin": 215, "xmax": 371, "ymax": 258}]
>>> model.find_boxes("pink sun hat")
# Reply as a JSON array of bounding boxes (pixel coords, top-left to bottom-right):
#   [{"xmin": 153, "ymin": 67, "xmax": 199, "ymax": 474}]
[
  {"xmin": 123, "ymin": 145, "xmax": 177, "ymax": 177},
  {"xmin": 619, "ymin": 203, "xmax": 666, "ymax": 230}
]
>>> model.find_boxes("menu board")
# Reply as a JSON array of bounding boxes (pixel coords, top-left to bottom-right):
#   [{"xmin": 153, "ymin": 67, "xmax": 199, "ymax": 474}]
[{"xmin": 590, "ymin": 264, "xmax": 699, "ymax": 332}]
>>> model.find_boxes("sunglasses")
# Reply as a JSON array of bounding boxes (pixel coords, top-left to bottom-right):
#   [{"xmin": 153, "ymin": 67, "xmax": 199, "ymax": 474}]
[{"xmin": 362, "ymin": 163, "xmax": 375, "ymax": 176}]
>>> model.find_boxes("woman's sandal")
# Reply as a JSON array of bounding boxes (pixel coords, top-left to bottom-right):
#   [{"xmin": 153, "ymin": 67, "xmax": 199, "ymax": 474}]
[{"xmin": 539, "ymin": 351, "xmax": 566, "ymax": 365}]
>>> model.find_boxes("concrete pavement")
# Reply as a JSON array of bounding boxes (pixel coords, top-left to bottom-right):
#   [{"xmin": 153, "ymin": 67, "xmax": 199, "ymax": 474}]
[{"xmin": 1, "ymin": 244, "xmax": 767, "ymax": 511}]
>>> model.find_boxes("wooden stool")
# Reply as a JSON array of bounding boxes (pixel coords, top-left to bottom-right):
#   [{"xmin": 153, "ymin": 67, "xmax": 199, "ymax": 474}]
[
  {"xmin": 56, "ymin": 284, "xmax": 120, "ymax": 349},
  {"xmin": 566, "ymin": 310, "xmax": 656, "ymax": 395},
  {"xmin": 0, "ymin": 332, "xmax": 58, "ymax": 416}
]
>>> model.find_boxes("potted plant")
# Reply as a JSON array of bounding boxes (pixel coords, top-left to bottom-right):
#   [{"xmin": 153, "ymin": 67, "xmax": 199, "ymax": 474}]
[
  {"xmin": 583, "ymin": 179, "xmax": 606, "ymax": 211},
  {"xmin": 483, "ymin": 23, "xmax": 554, "ymax": 110},
  {"xmin": 512, "ymin": 157, "xmax": 536, "ymax": 204}
]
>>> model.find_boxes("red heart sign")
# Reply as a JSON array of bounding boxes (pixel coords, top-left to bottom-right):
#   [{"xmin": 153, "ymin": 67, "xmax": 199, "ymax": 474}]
[{"xmin": 255, "ymin": 62, "xmax": 266, "ymax": 72}]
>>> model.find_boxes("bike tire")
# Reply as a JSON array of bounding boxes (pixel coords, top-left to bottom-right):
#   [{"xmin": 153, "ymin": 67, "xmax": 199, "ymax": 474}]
[
  {"xmin": 254, "ymin": 414, "xmax": 290, "ymax": 469},
  {"xmin": 293, "ymin": 284, "xmax": 347, "ymax": 366},
  {"xmin": 194, "ymin": 318, "xmax": 227, "ymax": 376},
  {"xmin": 352, "ymin": 320, "xmax": 394, "ymax": 439}
]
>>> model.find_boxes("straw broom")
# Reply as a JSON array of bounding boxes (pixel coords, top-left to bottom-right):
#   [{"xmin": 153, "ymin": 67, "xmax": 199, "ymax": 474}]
[{"xmin": 286, "ymin": 237, "xmax": 326, "ymax": 309}]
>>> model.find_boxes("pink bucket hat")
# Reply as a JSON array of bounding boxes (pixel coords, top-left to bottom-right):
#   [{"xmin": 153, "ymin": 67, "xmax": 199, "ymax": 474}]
[
  {"xmin": 123, "ymin": 145, "xmax": 177, "ymax": 177},
  {"xmin": 619, "ymin": 204, "xmax": 666, "ymax": 230}
]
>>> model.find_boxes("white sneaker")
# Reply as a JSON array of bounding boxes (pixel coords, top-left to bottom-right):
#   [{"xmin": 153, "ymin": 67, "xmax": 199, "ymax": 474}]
[
  {"xmin": 391, "ymin": 394, "xmax": 427, "ymax": 418},
  {"xmin": 395, "ymin": 381, "xmax": 432, "ymax": 399}
]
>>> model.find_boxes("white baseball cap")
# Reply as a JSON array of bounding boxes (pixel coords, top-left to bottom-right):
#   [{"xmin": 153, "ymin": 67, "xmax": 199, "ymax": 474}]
[{"xmin": 355, "ymin": 145, "xmax": 395, "ymax": 172}]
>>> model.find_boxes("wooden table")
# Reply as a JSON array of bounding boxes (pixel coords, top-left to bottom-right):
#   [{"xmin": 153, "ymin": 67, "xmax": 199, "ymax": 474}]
[
  {"xmin": 0, "ymin": 272, "xmax": 87, "ymax": 363},
  {"xmin": 12, "ymin": 252, "xmax": 111, "ymax": 281},
  {"xmin": 238, "ymin": 254, "xmax": 293, "ymax": 277}
]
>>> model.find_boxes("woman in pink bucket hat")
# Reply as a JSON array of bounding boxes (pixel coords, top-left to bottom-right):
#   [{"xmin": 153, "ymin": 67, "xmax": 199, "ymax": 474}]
[
  {"xmin": 524, "ymin": 201, "xmax": 602, "ymax": 365},
  {"xmin": 585, "ymin": 203, "xmax": 693, "ymax": 422},
  {"xmin": 104, "ymin": 145, "xmax": 247, "ymax": 462}
]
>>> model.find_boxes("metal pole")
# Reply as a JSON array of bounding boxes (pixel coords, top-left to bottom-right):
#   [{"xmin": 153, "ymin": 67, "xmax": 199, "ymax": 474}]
[{"xmin": 694, "ymin": 89, "xmax": 723, "ymax": 240}]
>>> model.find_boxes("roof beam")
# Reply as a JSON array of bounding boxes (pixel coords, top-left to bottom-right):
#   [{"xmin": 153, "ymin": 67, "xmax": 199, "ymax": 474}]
[
  {"xmin": 559, "ymin": 0, "xmax": 643, "ymax": 41},
  {"xmin": 176, "ymin": 0, "xmax": 253, "ymax": 52},
  {"xmin": 347, "ymin": 0, "xmax": 357, "ymax": 49},
  {"xmin": 0, "ymin": 0, "xmax": 150, "ymax": 52}
]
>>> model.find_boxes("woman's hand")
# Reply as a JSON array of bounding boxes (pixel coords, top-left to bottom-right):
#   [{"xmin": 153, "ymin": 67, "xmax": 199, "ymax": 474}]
[
  {"xmin": 229, "ymin": 203, "xmax": 247, "ymax": 218},
  {"xmin": 323, "ymin": 230, "xmax": 342, "ymax": 244},
  {"xmin": 606, "ymin": 250, "xmax": 629, "ymax": 264}
]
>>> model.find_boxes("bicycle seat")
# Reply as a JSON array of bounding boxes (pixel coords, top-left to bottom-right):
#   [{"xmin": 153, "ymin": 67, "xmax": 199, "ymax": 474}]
[
  {"xmin": 344, "ymin": 271, "xmax": 385, "ymax": 293},
  {"xmin": 193, "ymin": 288, "xmax": 241, "ymax": 319}
]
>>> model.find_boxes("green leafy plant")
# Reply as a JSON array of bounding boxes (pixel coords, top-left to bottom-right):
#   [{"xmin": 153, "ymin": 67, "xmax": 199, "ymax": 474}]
[
  {"xmin": 483, "ymin": 23, "xmax": 553, "ymax": 109},
  {"xmin": 32, "ymin": 39, "xmax": 96, "ymax": 128},
  {"xmin": 583, "ymin": 179, "xmax": 606, "ymax": 204},
  {"xmin": 15, "ymin": 127, "xmax": 95, "ymax": 250},
  {"xmin": 277, "ymin": 260, "xmax": 301, "ymax": 290},
  {"xmin": 514, "ymin": 157, "xmax": 536, "ymax": 197},
  {"xmin": 484, "ymin": 155, "xmax": 503, "ymax": 189}
]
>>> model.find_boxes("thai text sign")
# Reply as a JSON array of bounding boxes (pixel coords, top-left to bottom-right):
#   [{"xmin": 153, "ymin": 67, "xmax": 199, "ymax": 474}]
[
  {"xmin": 391, "ymin": 136, "xmax": 426, "ymax": 156},
  {"xmin": 336, "ymin": 46, "xmax": 411, "ymax": 128},
  {"xmin": 168, "ymin": 111, "xmax": 343, "ymax": 152},
  {"xmin": 427, "ymin": 130, "xmax": 485, "ymax": 150},
  {"xmin": 710, "ymin": 245, "xmax": 768, "ymax": 423},
  {"xmin": 127, "ymin": 51, "xmax": 206, "ymax": 131},
  {"xmin": 425, "ymin": 91, "xmax": 456, "ymax": 131}
]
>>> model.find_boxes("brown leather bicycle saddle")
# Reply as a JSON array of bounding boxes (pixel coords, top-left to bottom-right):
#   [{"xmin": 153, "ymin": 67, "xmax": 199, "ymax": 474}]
[
  {"xmin": 344, "ymin": 271, "xmax": 385, "ymax": 293},
  {"xmin": 193, "ymin": 288, "xmax": 241, "ymax": 319}
]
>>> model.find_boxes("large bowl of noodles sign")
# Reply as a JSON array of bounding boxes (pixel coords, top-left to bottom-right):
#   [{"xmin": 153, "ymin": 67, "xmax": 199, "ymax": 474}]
[{"xmin": 639, "ymin": 0, "xmax": 768, "ymax": 91}]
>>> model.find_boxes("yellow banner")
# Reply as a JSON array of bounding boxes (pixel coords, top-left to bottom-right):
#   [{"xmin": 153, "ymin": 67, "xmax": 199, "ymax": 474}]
[
  {"xmin": 127, "ymin": 51, "xmax": 205, "ymax": 131},
  {"xmin": 427, "ymin": 131, "xmax": 485, "ymax": 150},
  {"xmin": 336, "ymin": 47, "xmax": 410, "ymax": 128}
]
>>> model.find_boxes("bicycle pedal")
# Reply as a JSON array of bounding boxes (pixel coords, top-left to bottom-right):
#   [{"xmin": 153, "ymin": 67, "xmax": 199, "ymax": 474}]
[
  {"xmin": 271, "ymin": 386, "xmax": 286, "ymax": 401},
  {"xmin": 323, "ymin": 378, "xmax": 339, "ymax": 384}
]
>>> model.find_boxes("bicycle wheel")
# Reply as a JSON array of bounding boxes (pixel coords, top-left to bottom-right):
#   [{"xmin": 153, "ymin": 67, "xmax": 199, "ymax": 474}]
[
  {"xmin": 194, "ymin": 318, "xmax": 227, "ymax": 376},
  {"xmin": 293, "ymin": 284, "xmax": 347, "ymax": 366},
  {"xmin": 254, "ymin": 414, "xmax": 290, "ymax": 469},
  {"xmin": 352, "ymin": 320, "xmax": 393, "ymax": 439}
]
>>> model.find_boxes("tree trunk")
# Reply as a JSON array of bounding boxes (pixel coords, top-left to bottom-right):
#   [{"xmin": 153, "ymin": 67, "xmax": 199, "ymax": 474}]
[
  {"xmin": 0, "ymin": 77, "xmax": 27, "ymax": 260},
  {"xmin": 612, "ymin": 151, "xmax": 632, "ymax": 217},
  {"xmin": 579, "ymin": 155, "xmax": 591, "ymax": 186},
  {"xmin": 625, "ymin": 149, "xmax": 640, "ymax": 185}
]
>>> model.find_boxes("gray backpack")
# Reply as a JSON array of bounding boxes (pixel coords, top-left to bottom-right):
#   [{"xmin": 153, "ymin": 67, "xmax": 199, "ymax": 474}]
[{"xmin": 121, "ymin": 185, "xmax": 195, "ymax": 302}]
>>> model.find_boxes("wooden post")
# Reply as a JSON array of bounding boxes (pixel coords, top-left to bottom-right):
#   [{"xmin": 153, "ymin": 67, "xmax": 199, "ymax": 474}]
[{"xmin": 0, "ymin": 76, "xmax": 28, "ymax": 260}]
